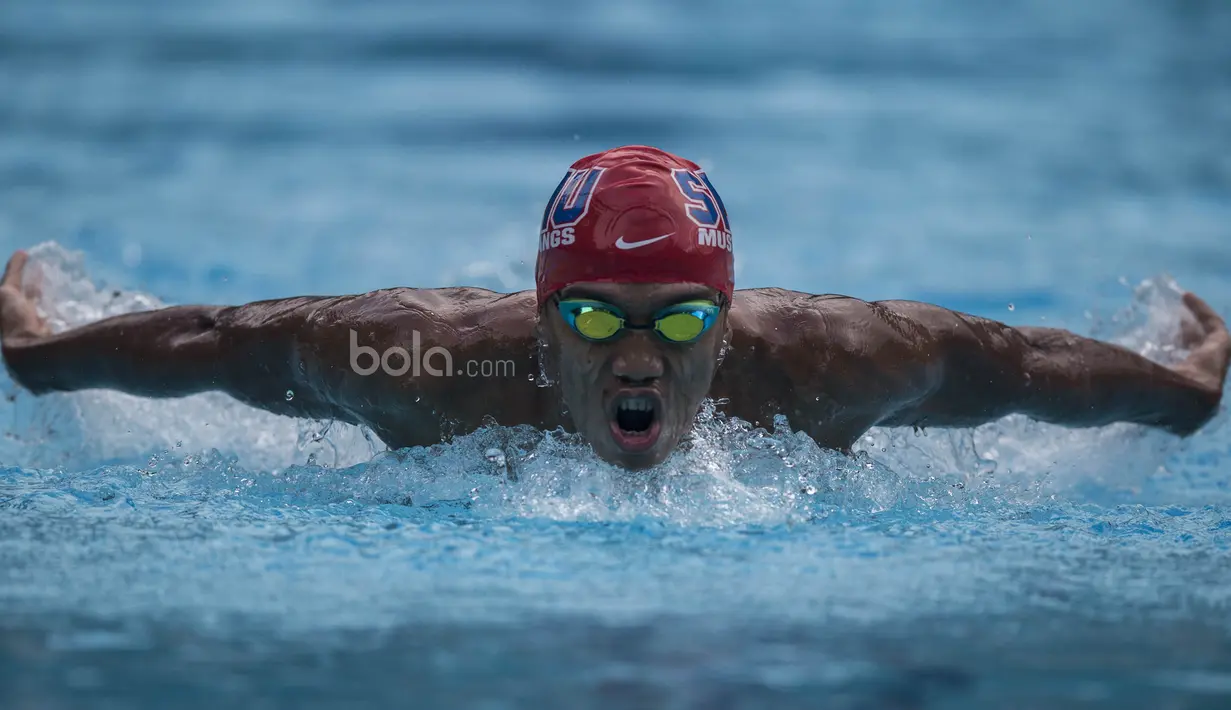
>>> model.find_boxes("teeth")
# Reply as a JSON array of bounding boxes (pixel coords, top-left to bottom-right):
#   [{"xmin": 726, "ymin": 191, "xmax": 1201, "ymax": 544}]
[{"xmin": 618, "ymin": 397, "xmax": 654, "ymax": 412}]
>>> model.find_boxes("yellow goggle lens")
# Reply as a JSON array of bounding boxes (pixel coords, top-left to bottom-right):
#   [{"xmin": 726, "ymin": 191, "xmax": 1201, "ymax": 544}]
[
  {"xmin": 573, "ymin": 308, "xmax": 623, "ymax": 339},
  {"xmin": 655, "ymin": 312, "xmax": 707, "ymax": 342}
]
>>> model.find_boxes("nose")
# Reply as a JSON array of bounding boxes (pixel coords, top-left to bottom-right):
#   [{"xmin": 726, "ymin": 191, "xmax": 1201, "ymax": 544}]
[{"xmin": 610, "ymin": 331, "xmax": 664, "ymax": 384}]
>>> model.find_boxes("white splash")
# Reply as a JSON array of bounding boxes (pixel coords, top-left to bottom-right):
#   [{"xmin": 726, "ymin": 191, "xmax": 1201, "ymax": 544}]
[{"xmin": 0, "ymin": 242, "xmax": 1217, "ymax": 519}]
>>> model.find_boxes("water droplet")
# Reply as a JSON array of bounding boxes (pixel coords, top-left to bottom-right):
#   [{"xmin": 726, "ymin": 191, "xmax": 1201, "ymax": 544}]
[
  {"xmin": 298, "ymin": 361, "xmax": 307, "ymax": 374},
  {"xmin": 414, "ymin": 396, "xmax": 421, "ymax": 403},
  {"xmin": 175, "ymin": 440, "xmax": 182, "ymax": 448},
  {"xmin": 484, "ymin": 447, "xmax": 506, "ymax": 467},
  {"xmin": 535, "ymin": 341, "xmax": 555, "ymax": 387},
  {"xmin": 1007, "ymin": 303, "xmax": 1015, "ymax": 312},
  {"xmin": 285, "ymin": 389, "xmax": 294, "ymax": 401},
  {"xmin": 803, "ymin": 485, "xmax": 817, "ymax": 496}
]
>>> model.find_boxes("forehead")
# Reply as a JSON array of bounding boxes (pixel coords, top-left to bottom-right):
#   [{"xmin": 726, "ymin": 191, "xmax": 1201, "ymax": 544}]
[{"xmin": 558, "ymin": 282, "xmax": 718, "ymax": 310}]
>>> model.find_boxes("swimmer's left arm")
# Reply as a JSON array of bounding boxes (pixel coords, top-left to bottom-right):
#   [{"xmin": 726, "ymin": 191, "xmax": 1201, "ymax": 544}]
[{"xmin": 858, "ymin": 295, "xmax": 1229, "ymax": 436}]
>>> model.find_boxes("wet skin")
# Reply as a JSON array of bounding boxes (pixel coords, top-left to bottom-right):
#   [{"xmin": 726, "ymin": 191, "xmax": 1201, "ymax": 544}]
[
  {"xmin": 2, "ymin": 250, "xmax": 1228, "ymax": 469},
  {"xmin": 537, "ymin": 282, "xmax": 730, "ymax": 469}
]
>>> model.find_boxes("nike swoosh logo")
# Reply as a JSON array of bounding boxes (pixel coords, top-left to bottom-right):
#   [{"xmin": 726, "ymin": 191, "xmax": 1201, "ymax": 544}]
[{"xmin": 614, "ymin": 233, "xmax": 673, "ymax": 250}]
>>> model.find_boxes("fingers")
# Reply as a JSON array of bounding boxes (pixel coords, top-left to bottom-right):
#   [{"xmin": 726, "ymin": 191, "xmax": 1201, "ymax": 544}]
[
  {"xmin": 1179, "ymin": 314, "xmax": 1204, "ymax": 349},
  {"xmin": 2, "ymin": 251, "xmax": 28, "ymax": 291},
  {"xmin": 1, "ymin": 249, "xmax": 42, "ymax": 302},
  {"xmin": 0, "ymin": 250, "xmax": 50, "ymax": 342},
  {"xmin": 1183, "ymin": 292, "xmax": 1227, "ymax": 335},
  {"xmin": 1173, "ymin": 293, "xmax": 1231, "ymax": 395},
  {"xmin": 24, "ymin": 259, "xmax": 42, "ymax": 302}
]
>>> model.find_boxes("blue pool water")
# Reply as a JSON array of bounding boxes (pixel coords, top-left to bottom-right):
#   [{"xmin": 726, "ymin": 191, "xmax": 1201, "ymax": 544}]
[{"xmin": 2, "ymin": 0, "xmax": 1230, "ymax": 707}]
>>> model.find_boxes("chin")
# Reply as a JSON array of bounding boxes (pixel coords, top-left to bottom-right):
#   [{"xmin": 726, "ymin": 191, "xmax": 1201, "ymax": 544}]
[{"xmin": 599, "ymin": 447, "xmax": 672, "ymax": 471}]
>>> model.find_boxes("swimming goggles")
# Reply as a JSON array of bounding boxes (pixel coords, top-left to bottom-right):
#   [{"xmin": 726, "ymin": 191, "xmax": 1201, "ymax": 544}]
[{"xmin": 556, "ymin": 298, "xmax": 721, "ymax": 343}]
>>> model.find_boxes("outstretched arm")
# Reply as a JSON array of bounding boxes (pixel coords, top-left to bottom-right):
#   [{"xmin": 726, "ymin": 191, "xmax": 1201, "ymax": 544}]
[
  {"xmin": 0, "ymin": 251, "xmax": 406, "ymax": 439},
  {"xmin": 862, "ymin": 295, "xmax": 1229, "ymax": 436},
  {"xmin": 0, "ymin": 250, "xmax": 550, "ymax": 449}
]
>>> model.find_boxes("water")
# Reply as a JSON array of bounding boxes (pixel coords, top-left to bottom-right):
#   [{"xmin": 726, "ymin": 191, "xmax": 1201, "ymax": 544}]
[{"xmin": 2, "ymin": 0, "xmax": 1230, "ymax": 707}]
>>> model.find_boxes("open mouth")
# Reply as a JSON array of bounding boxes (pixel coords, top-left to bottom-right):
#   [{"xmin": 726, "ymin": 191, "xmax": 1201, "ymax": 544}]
[{"xmin": 609, "ymin": 393, "xmax": 662, "ymax": 453}]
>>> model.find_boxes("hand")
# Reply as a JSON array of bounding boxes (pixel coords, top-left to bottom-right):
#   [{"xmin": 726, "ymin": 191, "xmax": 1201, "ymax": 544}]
[
  {"xmin": 0, "ymin": 250, "xmax": 50, "ymax": 345},
  {"xmin": 1173, "ymin": 292, "xmax": 1231, "ymax": 399}
]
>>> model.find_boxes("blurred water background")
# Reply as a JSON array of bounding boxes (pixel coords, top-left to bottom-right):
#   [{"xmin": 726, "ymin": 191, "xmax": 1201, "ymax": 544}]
[{"xmin": 1, "ymin": 0, "xmax": 1230, "ymax": 708}]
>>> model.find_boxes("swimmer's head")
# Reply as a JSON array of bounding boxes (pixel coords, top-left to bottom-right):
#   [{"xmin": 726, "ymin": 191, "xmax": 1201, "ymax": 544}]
[{"xmin": 534, "ymin": 146, "xmax": 734, "ymax": 469}]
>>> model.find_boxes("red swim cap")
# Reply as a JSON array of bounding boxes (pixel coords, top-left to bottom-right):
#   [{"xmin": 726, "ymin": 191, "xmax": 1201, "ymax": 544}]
[{"xmin": 535, "ymin": 145, "xmax": 734, "ymax": 308}]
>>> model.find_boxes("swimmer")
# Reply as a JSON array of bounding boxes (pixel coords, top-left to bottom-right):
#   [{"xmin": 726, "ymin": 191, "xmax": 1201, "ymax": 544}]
[{"xmin": 2, "ymin": 146, "xmax": 1228, "ymax": 469}]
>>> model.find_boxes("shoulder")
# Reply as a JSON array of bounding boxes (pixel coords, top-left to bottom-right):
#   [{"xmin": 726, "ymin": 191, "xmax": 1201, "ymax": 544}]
[
  {"xmin": 730, "ymin": 289, "xmax": 939, "ymax": 366},
  {"xmin": 731, "ymin": 288, "xmax": 873, "ymax": 346},
  {"xmin": 305, "ymin": 287, "xmax": 537, "ymax": 344}
]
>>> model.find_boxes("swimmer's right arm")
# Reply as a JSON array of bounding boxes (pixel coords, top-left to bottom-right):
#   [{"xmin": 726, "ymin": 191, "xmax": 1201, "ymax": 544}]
[{"xmin": 0, "ymin": 251, "xmax": 408, "ymax": 437}]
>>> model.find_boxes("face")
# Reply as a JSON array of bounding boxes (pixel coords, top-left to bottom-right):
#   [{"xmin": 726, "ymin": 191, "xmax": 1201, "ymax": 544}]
[{"xmin": 538, "ymin": 282, "xmax": 730, "ymax": 470}]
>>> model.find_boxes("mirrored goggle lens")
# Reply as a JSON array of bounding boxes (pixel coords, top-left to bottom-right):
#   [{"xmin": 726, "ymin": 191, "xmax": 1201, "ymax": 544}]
[
  {"xmin": 655, "ymin": 312, "xmax": 708, "ymax": 342},
  {"xmin": 572, "ymin": 308, "xmax": 623, "ymax": 340}
]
